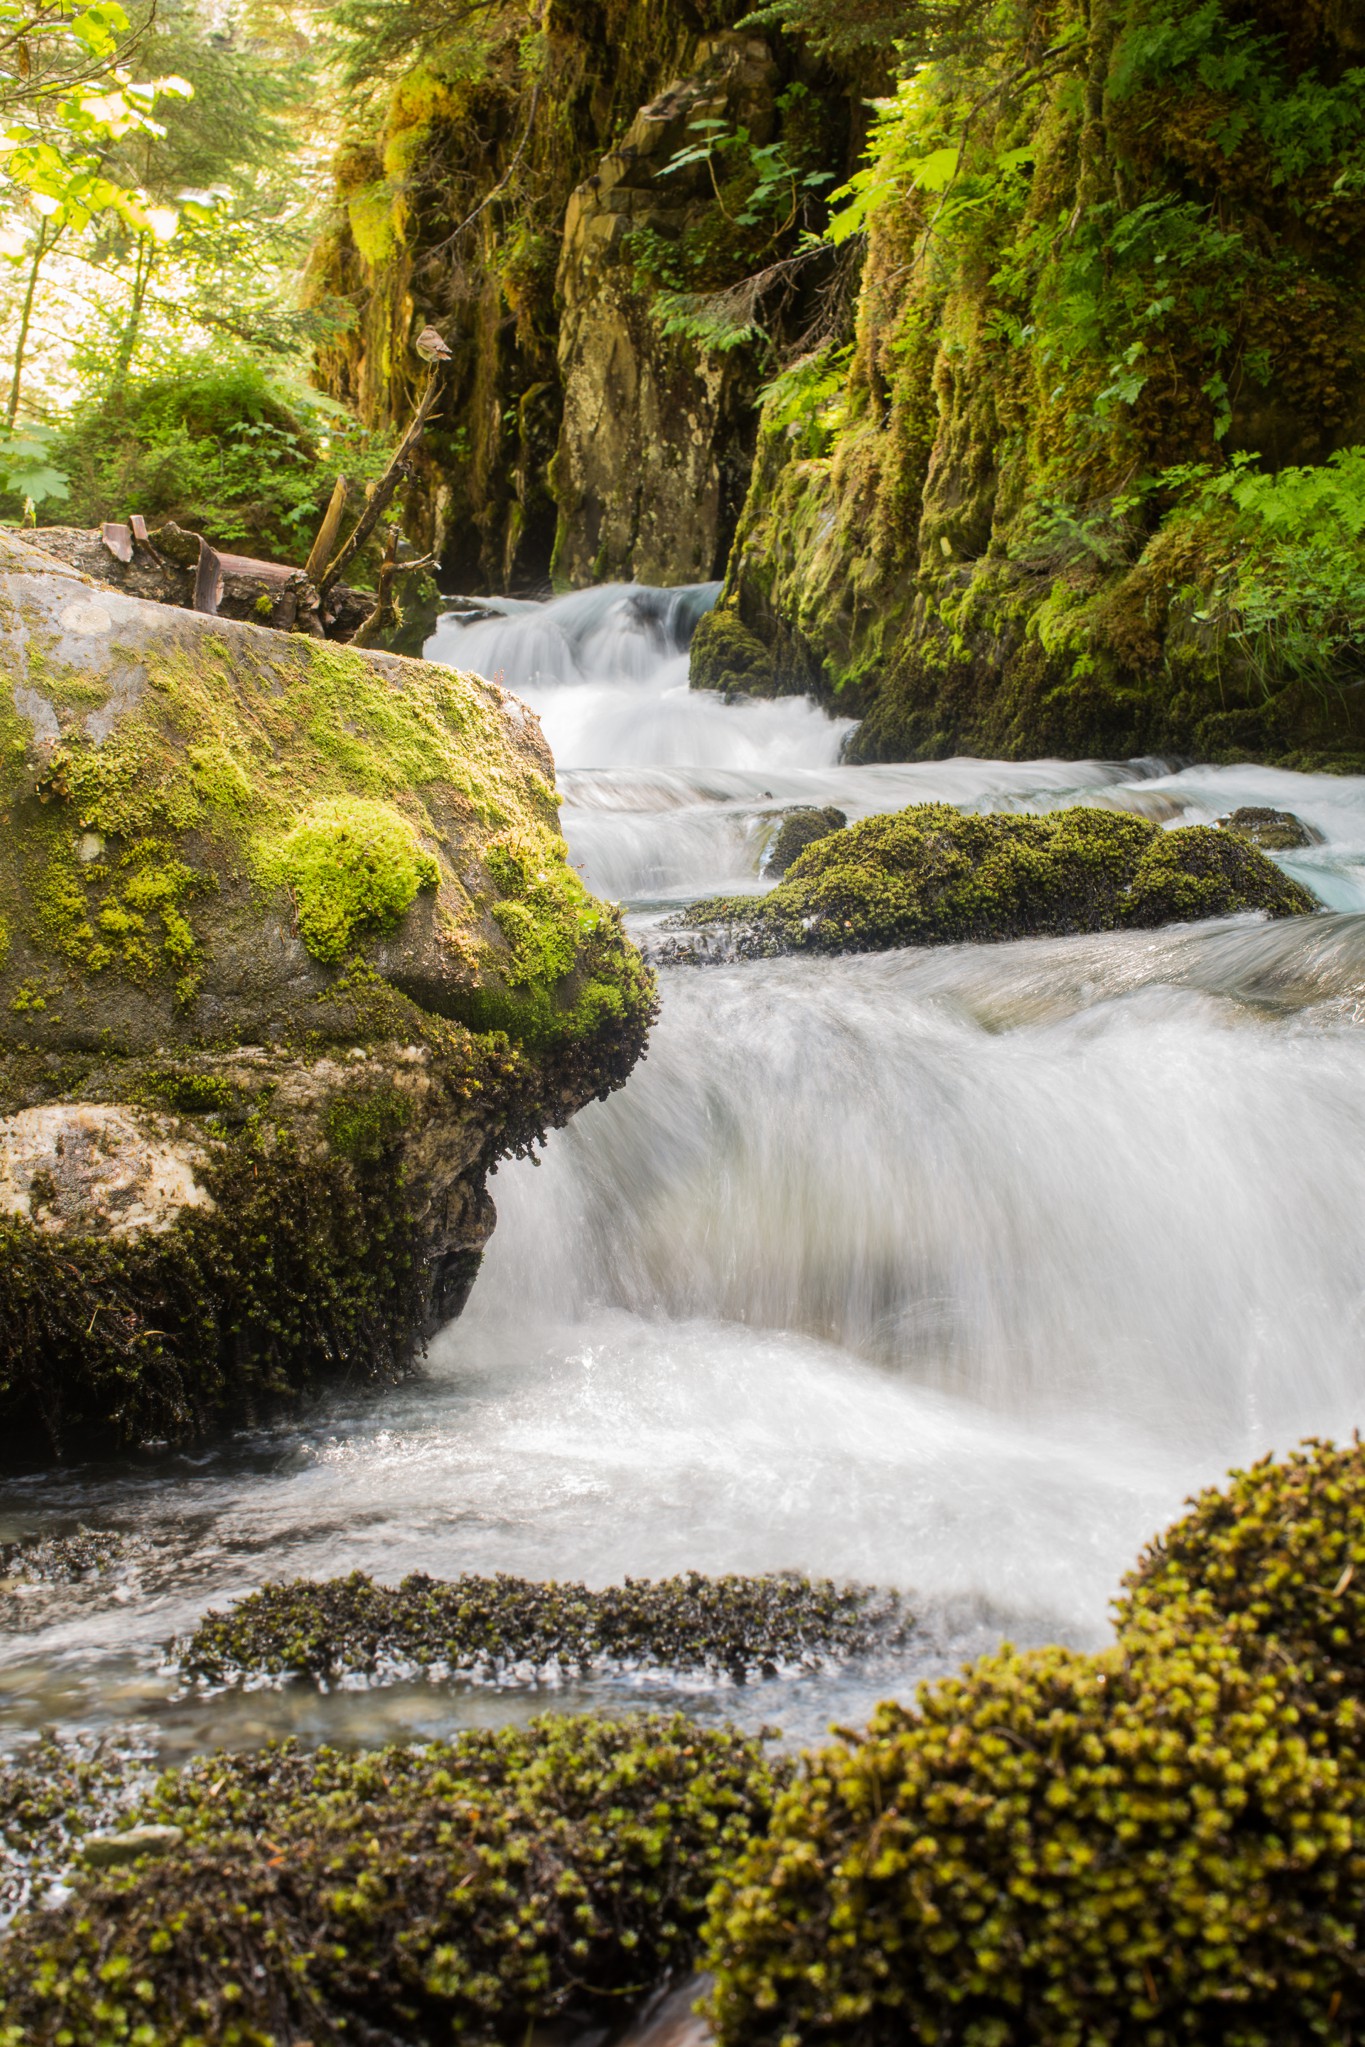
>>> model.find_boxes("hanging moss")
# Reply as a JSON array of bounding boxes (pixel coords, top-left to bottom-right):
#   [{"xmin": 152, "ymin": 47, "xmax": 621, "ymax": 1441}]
[
  {"xmin": 0, "ymin": 1714, "xmax": 784, "ymax": 2047},
  {"xmin": 181, "ymin": 1567, "xmax": 908, "ymax": 1684},
  {"xmin": 680, "ymin": 803, "xmax": 1316, "ymax": 957},
  {"xmin": 708, "ymin": 0, "xmax": 1365, "ymax": 767}
]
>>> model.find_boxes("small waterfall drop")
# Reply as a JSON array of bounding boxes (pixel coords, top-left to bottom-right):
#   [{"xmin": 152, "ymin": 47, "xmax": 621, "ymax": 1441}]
[{"xmin": 7, "ymin": 583, "xmax": 1365, "ymax": 1756}]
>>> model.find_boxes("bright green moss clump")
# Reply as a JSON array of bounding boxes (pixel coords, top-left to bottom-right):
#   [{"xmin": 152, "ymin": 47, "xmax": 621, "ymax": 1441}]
[
  {"xmin": 0, "ymin": 1714, "xmax": 783, "ymax": 2047},
  {"xmin": 683, "ymin": 804, "xmax": 1316, "ymax": 956},
  {"xmin": 181, "ymin": 1567, "xmax": 907, "ymax": 1684},
  {"xmin": 259, "ymin": 796, "xmax": 440, "ymax": 962}
]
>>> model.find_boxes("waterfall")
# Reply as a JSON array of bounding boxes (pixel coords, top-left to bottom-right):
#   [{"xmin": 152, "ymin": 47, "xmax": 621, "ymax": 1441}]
[{"xmin": 6, "ymin": 583, "xmax": 1365, "ymax": 1753}]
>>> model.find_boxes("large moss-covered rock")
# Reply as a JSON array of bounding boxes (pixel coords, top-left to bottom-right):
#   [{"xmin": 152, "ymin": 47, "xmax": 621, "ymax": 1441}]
[
  {"xmin": 0, "ymin": 533, "xmax": 654, "ymax": 1462},
  {"xmin": 675, "ymin": 803, "xmax": 1316, "ymax": 957}
]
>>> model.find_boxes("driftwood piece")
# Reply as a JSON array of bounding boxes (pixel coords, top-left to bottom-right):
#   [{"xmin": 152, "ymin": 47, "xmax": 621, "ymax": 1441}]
[
  {"xmin": 100, "ymin": 521, "xmax": 133, "ymax": 564},
  {"xmin": 193, "ymin": 536, "xmax": 222, "ymax": 616}
]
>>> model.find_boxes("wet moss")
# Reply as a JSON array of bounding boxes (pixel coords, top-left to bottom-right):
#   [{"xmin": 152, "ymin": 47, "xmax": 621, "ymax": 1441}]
[
  {"xmin": 1117, "ymin": 1435, "xmax": 1365, "ymax": 1736},
  {"xmin": 258, "ymin": 796, "xmax": 441, "ymax": 963},
  {"xmin": 704, "ymin": 1628, "xmax": 1365, "ymax": 2047},
  {"xmin": 0, "ymin": 1713, "xmax": 784, "ymax": 2047},
  {"xmin": 690, "ymin": 609, "xmax": 779, "ymax": 697},
  {"xmin": 681, "ymin": 803, "xmax": 1317, "ymax": 956},
  {"xmin": 181, "ymin": 1568, "xmax": 908, "ymax": 1685}
]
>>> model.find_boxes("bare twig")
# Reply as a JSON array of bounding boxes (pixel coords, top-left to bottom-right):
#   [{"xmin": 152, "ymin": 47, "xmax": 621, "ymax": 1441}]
[{"xmin": 317, "ymin": 367, "xmax": 444, "ymax": 599}]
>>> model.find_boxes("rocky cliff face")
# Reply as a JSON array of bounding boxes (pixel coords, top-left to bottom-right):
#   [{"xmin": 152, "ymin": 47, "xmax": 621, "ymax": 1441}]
[
  {"xmin": 312, "ymin": 0, "xmax": 862, "ymax": 593},
  {"xmin": 0, "ymin": 532, "xmax": 653, "ymax": 1463},
  {"xmin": 695, "ymin": 0, "xmax": 1365, "ymax": 768}
]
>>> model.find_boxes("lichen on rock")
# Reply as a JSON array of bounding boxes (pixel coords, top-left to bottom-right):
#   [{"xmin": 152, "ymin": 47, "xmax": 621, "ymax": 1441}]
[
  {"xmin": 673, "ymin": 803, "xmax": 1317, "ymax": 959},
  {"xmin": 0, "ymin": 533, "xmax": 655, "ymax": 1463}
]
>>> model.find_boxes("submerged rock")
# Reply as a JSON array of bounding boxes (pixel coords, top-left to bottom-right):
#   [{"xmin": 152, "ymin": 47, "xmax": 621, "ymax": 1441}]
[
  {"xmin": 0, "ymin": 1714, "xmax": 781, "ymax": 2047},
  {"xmin": 670, "ymin": 803, "xmax": 1317, "ymax": 960},
  {"xmin": 1218, "ymin": 804, "xmax": 1319, "ymax": 851},
  {"xmin": 181, "ymin": 1567, "xmax": 907, "ymax": 1685},
  {"xmin": 0, "ymin": 533, "xmax": 655, "ymax": 1463},
  {"xmin": 764, "ymin": 805, "xmax": 847, "ymax": 877}
]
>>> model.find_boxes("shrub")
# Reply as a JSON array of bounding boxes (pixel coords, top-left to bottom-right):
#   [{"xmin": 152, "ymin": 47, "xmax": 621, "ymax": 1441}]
[
  {"xmin": 705, "ymin": 1631, "xmax": 1365, "ymax": 2047},
  {"xmin": 0, "ymin": 1713, "xmax": 783, "ymax": 2047},
  {"xmin": 33, "ymin": 356, "xmax": 390, "ymax": 561}
]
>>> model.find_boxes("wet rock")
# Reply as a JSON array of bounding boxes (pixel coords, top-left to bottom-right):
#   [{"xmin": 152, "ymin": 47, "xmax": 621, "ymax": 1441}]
[
  {"xmin": 765, "ymin": 805, "xmax": 847, "ymax": 876},
  {"xmin": 181, "ymin": 1567, "xmax": 908, "ymax": 1685},
  {"xmin": 689, "ymin": 609, "xmax": 778, "ymax": 697},
  {"xmin": 671, "ymin": 803, "xmax": 1318, "ymax": 960},
  {"xmin": 1218, "ymin": 804, "xmax": 1319, "ymax": 851},
  {"xmin": 0, "ymin": 532, "xmax": 655, "ymax": 1464}
]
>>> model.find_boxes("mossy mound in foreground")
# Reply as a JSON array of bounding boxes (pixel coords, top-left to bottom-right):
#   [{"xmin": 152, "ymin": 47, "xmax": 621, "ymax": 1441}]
[
  {"xmin": 7, "ymin": 1445, "xmax": 1365, "ymax": 2045},
  {"xmin": 182, "ymin": 1568, "xmax": 907, "ymax": 1684},
  {"xmin": 678, "ymin": 803, "xmax": 1316, "ymax": 957},
  {"xmin": 704, "ymin": 1437, "xmax": 1365, "ymax": 2047},
  {"xmin": 0, "ymin": 1714, "xmax": 780, "ymax": 2047},
  {"xmin": 0, "ymin": 535, "xmax": 655, "ymax": 1463}
]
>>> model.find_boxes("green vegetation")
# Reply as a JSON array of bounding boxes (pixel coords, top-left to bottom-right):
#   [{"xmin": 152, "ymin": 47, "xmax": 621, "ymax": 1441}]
[
  {"xmin": 705, "ymin": 0, "xmax": 1365, "ymax": 766},
  {"xmin": 181, "ymin": 1568, "xmax": 907, "ymax": 1682},
  {"xmin": 0, "ymin": 1714, "xmax": 783, "ymax": 2047},
  {"xmin": 6, "ymin": 1446, "xmax": 1365, "ymax": 2046},
  {"xmin": 682, "ymin": 804, "xmax": 1316, "ymax": 956},
  {"xmin": 704, "ymin": 1436, "xmax": 1365, "ymax": 2047}
]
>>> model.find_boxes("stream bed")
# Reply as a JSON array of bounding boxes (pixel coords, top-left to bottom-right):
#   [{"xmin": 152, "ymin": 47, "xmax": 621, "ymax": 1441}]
[{"xmin": 5, "ymin": 581, "xmax": 1365, "ymax": 1761}]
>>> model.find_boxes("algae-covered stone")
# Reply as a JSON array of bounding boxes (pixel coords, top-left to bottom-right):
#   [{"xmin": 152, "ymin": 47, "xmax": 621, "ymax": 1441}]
[
  {"xmin": 688, "ymin": 605, "xmax": 778, "ymax": 696},
  {"xmin": 765, "ymin": 804, "xmax": 846, "ymax": 875},
  {"xmin": 0, "ymin": 1714, "xmax": 782, "ymax": 2047},
  {"xmin": 675, "ymin": 803, "xmax": 1316, "ymax": 958},
  {"xmin": 1218, "ymin": 804, "xmax": 1317, "ymax": 851},
  {"xmin": 0, "ymin": 533, "xmax": 654, "ymax": 1462}
]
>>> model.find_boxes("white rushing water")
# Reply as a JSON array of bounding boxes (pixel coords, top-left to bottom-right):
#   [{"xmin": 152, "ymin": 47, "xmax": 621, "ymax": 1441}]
[{"xmin": 6, "ymin": 581, "xmax": 1365, "ymax": 1757}]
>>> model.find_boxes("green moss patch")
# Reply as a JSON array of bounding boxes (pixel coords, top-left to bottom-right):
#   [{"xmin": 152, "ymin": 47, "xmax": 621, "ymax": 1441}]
[
  {"xmin": 258, "ymin": 796, "xmax": 440, "ymax": 963},
  {"xmin": 0, "ymin": 1714, "xmax": 782, "ymax": 2047},
  {"xmin": 181, "ymin": 1568, "xmax": 908, "ymax": 1685},
  {"xmin": 681, "ymin": 804, "xmax": 1316, "ymax": 957}
]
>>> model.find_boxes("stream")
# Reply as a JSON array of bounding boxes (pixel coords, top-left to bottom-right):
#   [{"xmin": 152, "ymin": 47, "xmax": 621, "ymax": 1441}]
[{"xmin": 6, "ymin": 580, "xmax": 1365, "ymax": 1760}]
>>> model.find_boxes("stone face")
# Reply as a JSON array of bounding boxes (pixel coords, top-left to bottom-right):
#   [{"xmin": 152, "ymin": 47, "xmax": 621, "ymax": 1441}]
[
  {"xmin": 551, "ymin": 34, "xmax": 779, "ymax": 587},
  {"xmin": 0, "ymin": 533, "xmax": 654, "ymax": 1463},
  {"xmin": 0, "ymin": 1104, "xmax": 216, "ymax": 1238}
]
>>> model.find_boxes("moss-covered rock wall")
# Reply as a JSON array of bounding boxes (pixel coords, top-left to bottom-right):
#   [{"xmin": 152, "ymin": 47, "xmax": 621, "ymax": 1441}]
[
  {"xmin": 0, "ymin": 532, "xmax": 653, "ymax": 1463},
  {"xmin": 697, "ymin": 0, "xmax": 1365, "ymax": 767},
  {"xmin": 311, "ymin": 0, "xmax": 865, "ymax": 592}
]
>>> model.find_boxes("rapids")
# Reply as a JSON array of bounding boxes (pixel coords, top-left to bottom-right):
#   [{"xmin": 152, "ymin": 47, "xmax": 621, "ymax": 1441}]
[{"xmin": 5, "ymin": 579, "xmax": 1365, "ymax": 1758}]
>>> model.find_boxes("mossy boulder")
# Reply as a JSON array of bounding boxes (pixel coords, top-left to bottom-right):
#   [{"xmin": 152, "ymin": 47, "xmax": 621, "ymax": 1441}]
[
  {"xmin": 676, "ymin": 803, "xmax": 1316, "ymax": 958},
  {"xmin": 704, "ymin": 1439, "xmax": 1365, "ymax": 2047},
  {"xmin": 0, "ymin": 533, "xmax": 654, "ymax": 1462},
  {"xmin": 180, "ymin": 1567, "xmax": 907, "ymax": 1685},
  {"xmin": 689, "ymin": 605, "xmax": 779, "ymax": 696},
  {"xmin": 0, "ymin": 1714, "xmax": 781, "ymax": 2047},
  {"xmin": 1219, "ymin": 805, "xmax": 1317, "ymax": 852},
  {"xmin": 765, "ymin": 803, "xmax": 847, "ymax": 875}
]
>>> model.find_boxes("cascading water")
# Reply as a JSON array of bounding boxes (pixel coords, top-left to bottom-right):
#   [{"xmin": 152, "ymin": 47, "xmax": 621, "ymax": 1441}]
[{"xmin": 7, "ymin": 580, "xmax": 1365, "ymax": 1756}]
